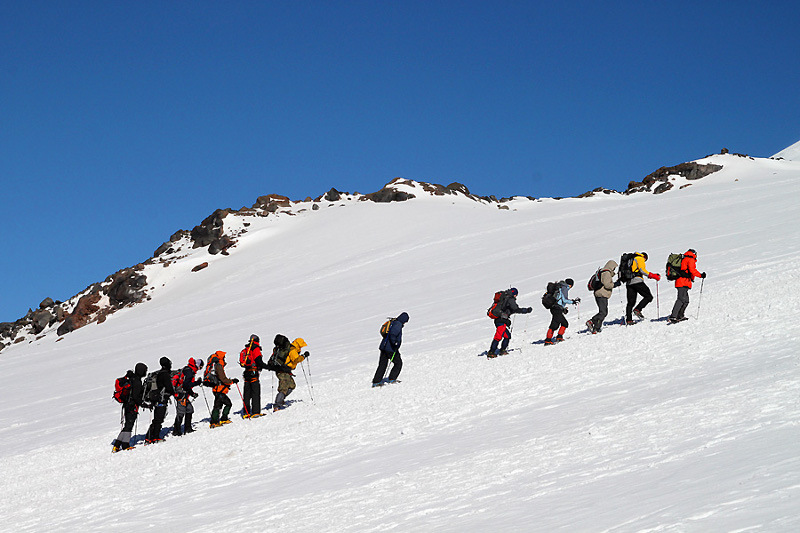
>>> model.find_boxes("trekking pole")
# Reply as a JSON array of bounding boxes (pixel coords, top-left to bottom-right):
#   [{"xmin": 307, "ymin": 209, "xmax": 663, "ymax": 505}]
[
  {"xmin": 234, "ymin": 382, "xmax": 250, "ymax": 418},
  {"xmin": 200, "ymin": 385, "xmax": 212, "ymax": 417},
  {"xmin": 301, "ymin": 360, "xmax": 315, "ymax": 403},
  {"xmin": 696, "ymin": 278, "xmax": 705, "ymax": 319},
  {"xmin": 656, "ymin": 280, "xmax": 660, "ymax": 319},
  {"xmin": 305, "ymin": 356, "xmax": 315, "ymax": 400}
]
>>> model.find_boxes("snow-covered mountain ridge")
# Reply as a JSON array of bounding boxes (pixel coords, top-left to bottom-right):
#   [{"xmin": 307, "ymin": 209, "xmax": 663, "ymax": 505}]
[
  {"xmin": 1, "ymin": 149, "xmax": 800, "ymax": 532},
  {"xmin": 0, "ymin": 153, "xmax": 738, "ymax": 352}
]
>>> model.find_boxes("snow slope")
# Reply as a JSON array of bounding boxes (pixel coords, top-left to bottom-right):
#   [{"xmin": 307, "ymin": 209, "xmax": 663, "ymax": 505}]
[
  {"xmin": 1, "ymin": 153, "xmax": 800, "ymax": 532},
  {"xmin": 772, "ymin": 139, "xmax": 800, "ymax": 160}
]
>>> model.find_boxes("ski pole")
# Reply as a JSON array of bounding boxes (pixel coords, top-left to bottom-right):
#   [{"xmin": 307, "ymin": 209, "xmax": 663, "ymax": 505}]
[
  {"xmin": 200, "ymin": 385, "xmax": 212, "ymax": 417},
  {"xmin": 696, "ymin": 277, "xmax": 705, "ymax": 319},
  {"xmin": 305, "ymin": 356, "xmax": 315, "ymax": 400},
  {"xmin": 656, "ymin": 280, "xmax": 660, "ymax": 319},
  {"xmin": 234, "ymin": 382, "xmax": 250, "ymax": 418},
  {"xmin": 301, "ymin": 360, "xmax": 315, "ymax": 403}
]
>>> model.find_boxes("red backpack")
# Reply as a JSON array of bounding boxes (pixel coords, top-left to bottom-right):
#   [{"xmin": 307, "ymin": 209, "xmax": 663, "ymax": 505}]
[
  {"xmin": 171, "ymin": 370, "xmax": 186, "ymax": 398},
  {"xmin": 487, "ymin": 290, "xmax": 509, "ymax": 319},
  {"xmin": 113, "ymin": 375, "xmax": 131, "ymax": 404}
]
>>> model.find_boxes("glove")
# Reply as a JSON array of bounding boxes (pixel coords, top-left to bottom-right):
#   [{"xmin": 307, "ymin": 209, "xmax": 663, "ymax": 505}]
[
  {"xmin": 192, "ymin": 392, "xmax": 199, "ymax": 399},
  {"xmin": 573, "ymin": 298, "xmax": 581, "ymax": 304},
  {"xmin": 563, "ymin": 307, "xmax": 569, "ymax": 315},
  {"xmin": 524, "ymin": 307, "xmax": 533, "ymax": 313},
  {"xmin": 232, "ymin": 378, "xmax": 239, "ymax": 384},
  {"xmin": 614, "ymin": 280, "xmax": 622, "ymax": 288},
  {"xmin": 648, "ymin": 272, "xmax": 661, "ymax": 281},
  {"xmin": 303, "ymin": 351, "xmax": 310, "ymax": 358},
  {"xmin": 701, "ymin": 272, "xmax": 707, "ymax": 278}
]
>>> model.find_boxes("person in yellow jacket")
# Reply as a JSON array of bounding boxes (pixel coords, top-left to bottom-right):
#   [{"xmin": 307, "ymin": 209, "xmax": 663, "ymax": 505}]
[
  {"xmin": 268, "ymin": 337, "xmax": 309, "ymax": 411},
  {"xmin": 625, "ymin": 252, "xmax": 660, "ymax": 324}
]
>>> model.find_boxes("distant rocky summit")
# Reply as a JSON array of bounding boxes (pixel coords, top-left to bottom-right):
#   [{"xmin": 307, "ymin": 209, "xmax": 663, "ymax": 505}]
[{"xmin": 0, "ymin": 153, "xmax": 730, "ymax": 353}]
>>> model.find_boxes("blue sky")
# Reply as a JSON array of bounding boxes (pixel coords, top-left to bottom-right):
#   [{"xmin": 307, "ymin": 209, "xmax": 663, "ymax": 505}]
[{"xmin": 1, "ymin": 1, "xmax": 799, "ymax": 322}]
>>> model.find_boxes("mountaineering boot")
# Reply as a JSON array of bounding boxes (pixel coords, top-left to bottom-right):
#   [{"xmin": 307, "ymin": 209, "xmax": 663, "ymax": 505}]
[
  {"xmin": 487, "ymin": 351, "xmax": 498, "ymax": 358},
  {"xmin": 544, "ymin": 338, "xmax": 555, "ymax": 346},
  {"xmin": 498, "ymin": 349, "xmax": 509, "ymax": 356},
  {"xmin": 555, "ymin": 335, "xmax": 564, "ymax": 343},
  {"xmin": 633, "ymin": 308, "xmax": 644, "ymax": 320},
  {"xmin": 586, "ymin": 319, "xmax": 595, "ymax": 333},
  {"xmin": 173, "ymin": 424, "xmax": 182, "ymax": 437}
]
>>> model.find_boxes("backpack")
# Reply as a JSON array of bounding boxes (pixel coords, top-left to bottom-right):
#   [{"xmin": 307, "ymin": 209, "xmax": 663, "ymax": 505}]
[
  {"xmin": 618, "ymin": 253, "xmax": 636, "ymax": 282},
  {"xmin": 204, "ymin": 356, "xmax": 220, "ymax": 387},
  {"xmin": 143, "ymin": 371, "xmax": 160, "ymax": 403},
  {"xmin": 665, "ymin": 253, "xmax": 688, "ymax": 281},
  {"xmin": 486, "ymin": 290, "xmax": 510, "ymax": 319},
  {"xmin": 587, "ymin": 269, "xmax": 603, "ymax": 292},
  {"xmin": 113, "ymin": 374, "xmax": 131, "ymax": 404},
  {"xmin": 380, "ymin": 318, "xmax": 395, "ymax": 337},
  {"xmin": 541, "ymin": 282, "xmax": 559, "ymax": 309},
  {"xmin": 239, "ymin": 342, "xmax": 256, "ymax": 368},
  {"xmin": 268, "ymin": 334, "xmax": 291, "ymax": 368},
  {"xmin": 172, "ymin": 369, "xmax": 187, "ymax": 399}
]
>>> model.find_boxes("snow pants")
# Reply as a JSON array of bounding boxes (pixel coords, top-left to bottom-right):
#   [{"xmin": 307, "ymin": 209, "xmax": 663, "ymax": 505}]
[
  {"xmin": 670, "ymin": 286, "xmax": 691, "ymax": 320},
  {"xmin": 211, "ymin": 391, "xmax": 232, "ymax": 423},
  {"xmin": 274, "ymin": 372, "xmax": 296, "ymax": 406},
  {"xmin": 489, "ymin": 318, "xmax": 512, "ymax": 353},
  {"xmin": 243, "ymin": 379, "xmax": 262, "ymax": 415},
  {"xmin": 173, "ymin": 399, "xmax": 195, "ymax": 435},
  {"xmin": 113, "ymin": 403, "xmax": 139, "ymax": 449},
  {"xmin": 626, "ymin": 281, "xmax": 653, "ymax": 321},
  {"xmin": 548, "ymin": 307, "xmax": 569, "ymax": 331},
  {"xmin": 146, "ymin": 402, "xmax": 168, "ymax": 441},
  {"xmin": 590, "ymin": 296, "xmax": 609, "ymax": 332},
  {"xmin": 372, "ymin": 350, "xmax": 403, "ymax": 384}
]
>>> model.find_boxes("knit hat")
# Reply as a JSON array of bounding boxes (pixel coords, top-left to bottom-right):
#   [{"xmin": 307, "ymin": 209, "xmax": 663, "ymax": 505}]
[
  {"xmin": 565, "ymin": 278, "xmax": 574, "ymax": 287},
  {"xmin": 160, "ymin": 356, "xmax": 172, "ymax": 370}
]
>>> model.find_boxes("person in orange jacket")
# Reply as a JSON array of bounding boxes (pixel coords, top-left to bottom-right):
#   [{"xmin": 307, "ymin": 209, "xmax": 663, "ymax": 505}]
[
  {"xmin": 625, "ymin": 252, "xmax": 660, "ymax": 324},
  {"xmin": 207, "ymin": 351, "xmax": 238, "ymax": 427},
  {"xmin": 668, "ymin": 249, "xmax": 706, "ymax": 323}
]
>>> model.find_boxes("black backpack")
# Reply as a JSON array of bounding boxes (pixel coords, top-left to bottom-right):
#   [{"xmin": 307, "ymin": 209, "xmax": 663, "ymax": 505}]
[
  {"xmin": 268, "ymin": 334, "xmax": 291, "ymax": 369},
  {"xmin": 541, "ymin": 282, "xmax": 559, "ymax": 309},
  {"xmin": 618, "ymin": 253, "xmax": 636, "ymax": 282},
  {"xmin": 143, "ymin": 369, "xmax": 177, "ymax": 403},
  {"xmin": 487, "ymin": 290, "xmax": 511, "ymax": 319},
  {"xmin": 587, "ymin": 268, "xmax": 603, "ymax": 292}
]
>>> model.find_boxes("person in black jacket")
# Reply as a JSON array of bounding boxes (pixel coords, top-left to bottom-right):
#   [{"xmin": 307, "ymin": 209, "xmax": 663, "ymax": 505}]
[
  {"xmin": 112, "ymin": 362, "xmax": 148, "ymax": 452},
  {"xmin": 240, "ymin": 335, "xmax": 269, "ymax": 417},
  {"xmin": 488, "ymin": 288, "xmax": 532, "ymax": 357},
  {"xmin": 372, "ymin": 312, "xmax": 409, "ymax": 387},
  {"xmin": 172, "ymin": 358, "xmax": 204, "ymax": 436},
  {"xmin": 145, "ymin": 357, "xmax": 175, "ymax": 443}
]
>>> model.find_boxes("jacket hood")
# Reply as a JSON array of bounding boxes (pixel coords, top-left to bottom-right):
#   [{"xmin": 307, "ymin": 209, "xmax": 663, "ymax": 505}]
[
  {"xmin": 685, "ymin": 250, "xmax": 697, "ymax": 259},
  {"xmin": 397, "ymin": 312, "xmax": 409, "ymax": 324},
  {"xmin": 214, "ymin": 350, "xmax": 226, "ymax": 361},
  {"xmin": 604, "ymin": 260, "xmax": 618, "ymax": 272},
  {"xmin": 159, "ymin": 357, "xmax": 171, "ymax": 370},
  {"xmin": 291, "ymin": 338, "xmax": 307, "ymax": 350},
  {"xmin": 134, "ymin": 362, "xmax": 148, "ymax": 377}
]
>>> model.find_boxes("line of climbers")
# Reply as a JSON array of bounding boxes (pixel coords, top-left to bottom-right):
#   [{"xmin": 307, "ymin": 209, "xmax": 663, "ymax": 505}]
[
  {"xmin": 486, "ymin": 249, "xmax": 706, "ymax": 355},
  {"xmin": 111, "ymin": 333, "xmax": 310, "ymax": 452}
]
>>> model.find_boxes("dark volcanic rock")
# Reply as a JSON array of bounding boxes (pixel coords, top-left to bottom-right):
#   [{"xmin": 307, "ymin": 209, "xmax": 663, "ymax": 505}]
[
  {"xmin": 39, "ymin": 297, "xmax": 54, "ymax": 309},
  {"xmin": 192, "ymin": 262, "xmax": 209, "ymax": 272},
  {"xmin": 446, "ymin": 182, "xmax": 470, "ymax": 195},
  {"xmin": 31, "ymin": 309, "xmax": 53, "ymax": 334},
  {"xmin": 364, "ymin": 187, "xmax": 415, "ymax": 203},
  {"xmin": 105, "ymin": 268, "xmax": 148, "ymax": 307},
  {"xmin": 324, "ymin": 188, "xmax": 342, "ymax": 201},
  {"xmin": 57, "ymin": 292, "xmax": 102, "ymax": 336}
]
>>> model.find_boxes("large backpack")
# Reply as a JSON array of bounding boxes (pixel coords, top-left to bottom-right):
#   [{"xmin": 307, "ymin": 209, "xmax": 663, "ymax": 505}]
[
  {"xmin": 618, "ymin": 253, "xmax": 637, "ymax": 282},
  {"xmin": 380, "ymin": 318, "xmax": 395, "ymax": 337},
  {"xmin": 143, "ymin": 371, "xmax": 160, "ymax": 403},
  {"xmin": 113, "ymin": 374, "xmax": 131, "ymax": 404},
  {"xmin": 665, "ymin": 253, "xmax": 688, "ymax": 281},
  {"xmin": 541, "ymin": 282, "xmax": 559, "ymax": 309},
  {"xmin": 239, "ymin": 339, "xmax": 257, "ymax": 368},
  {"xmin": 203, "ymin": 356, "xmax": 220, "ymax": 387},
  {"xmin": 587, "ymin": 268, "xmax": 604, "ymax": 292},
  {"xmin": 486, "ymin": 290, "xmax": 510, "ymax": 319},
  {"xmin": 268, "ymin": 334, "xmax": 291, "ymax": 369},
  {"xmin": 172, "ymin": 369, "xmax": 187, "ymax": 399}
]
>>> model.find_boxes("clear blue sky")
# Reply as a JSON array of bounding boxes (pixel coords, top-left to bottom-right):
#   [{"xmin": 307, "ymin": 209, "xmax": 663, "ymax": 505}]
[{"xmin": 2, "ymin": 1, "xmax": 798, "ymax": 322}]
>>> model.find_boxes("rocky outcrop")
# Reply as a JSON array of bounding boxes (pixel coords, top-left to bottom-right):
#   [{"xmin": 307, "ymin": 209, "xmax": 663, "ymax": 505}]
[
  {"xmin": 626, "ymin": 162, "xmax": 723, "ymax": 195},
  {"xmin": 57, "ymin": 291, "xmax": 101, "ymax": 336}
]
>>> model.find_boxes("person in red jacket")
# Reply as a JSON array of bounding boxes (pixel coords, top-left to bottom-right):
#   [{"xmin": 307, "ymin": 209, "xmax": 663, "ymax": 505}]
[
  {"xmin": 668, "ymin": 249, "xmax": 706, "ymax": 323},
  {"xmin": 240, "ymin": 334, "xmax": 269, "ymax": 417}
]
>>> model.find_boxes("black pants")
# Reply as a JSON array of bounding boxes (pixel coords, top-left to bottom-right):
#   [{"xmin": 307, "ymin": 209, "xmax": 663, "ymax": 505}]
[
  {"xmin": 147, "ymin": 403, "xmax": 168, "ymax": 441},
  {"xmin": 591, "ymin": 296, "xmax": 609, "ymax": 331},
  {"xmin": 243, "ymin": 380, "xmax": 261, "ymax": 415},
  {"xmin": 113, "ymin": 403, "xmax": 139, "ymax": 449},
  {"xmin": 211, "ymin": 391, "xmax": 232, "ymax": 423},
  {"xmin": 548, "ymin": 307, "xmax": 569, "ymax": 331},
  {"xmin": 372, "ymin": 350, "xmax": 402, "ymax": 384},
  {"xmin": 626, "ymin": 282, "xmax": 653, "ymax": 320},
  {"xmin": 670, "ymin": 286, "xmax": 690, "ymax": 319}
]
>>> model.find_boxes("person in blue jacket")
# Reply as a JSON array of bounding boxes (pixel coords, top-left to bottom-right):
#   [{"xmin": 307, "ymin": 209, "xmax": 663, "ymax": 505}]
[
  {"xmin": 372, "ymin": 312, "xmax": 409, "ymax": 387},
  {"xmin": 545, "ymin": 279, "xmax": 580, "ymax": 345}
]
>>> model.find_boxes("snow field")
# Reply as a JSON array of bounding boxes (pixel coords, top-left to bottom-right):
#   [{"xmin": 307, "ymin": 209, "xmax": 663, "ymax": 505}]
[{"xmin": 1, "ymin": 153, "xmax": 799, "ymax": 531}]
